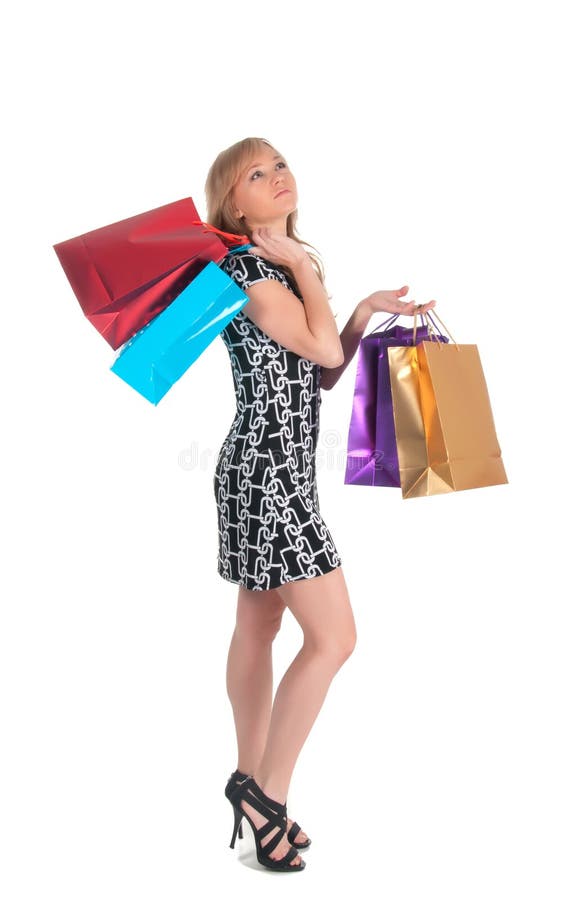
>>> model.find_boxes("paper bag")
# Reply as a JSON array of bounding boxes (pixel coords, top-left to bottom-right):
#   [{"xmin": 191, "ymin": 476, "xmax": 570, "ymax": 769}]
[
  {"xmin": 53, "ymin": 198, "xmax": 243, "ymax": 348},
  {"xmin": 387, "ymin": 326, "xmax": 508, "ymax": 498}
]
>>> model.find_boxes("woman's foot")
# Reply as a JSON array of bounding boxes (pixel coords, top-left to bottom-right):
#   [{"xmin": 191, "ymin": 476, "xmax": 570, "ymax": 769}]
[
  {"xmin": 228, "ymin": 769, "xmax": 310, "ymax": 848},
  {"xmin": 240, "ymin": 792, "xmax": 303, "ymax": 867},
  {"xmin": 286, "ymin": 816, "xmax": 309, "ymax": 846}
]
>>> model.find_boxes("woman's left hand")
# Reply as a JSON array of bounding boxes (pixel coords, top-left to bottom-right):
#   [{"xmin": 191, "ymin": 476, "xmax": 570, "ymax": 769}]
[{"xmin": 365, "ymin": 285, "xmax": 437, "ymax": 316}]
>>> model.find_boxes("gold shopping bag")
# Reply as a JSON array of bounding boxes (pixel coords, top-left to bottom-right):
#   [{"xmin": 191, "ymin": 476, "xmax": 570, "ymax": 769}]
[{"xmin": 387, "ymin": 311, "xmax": 508, "ymax": 499}]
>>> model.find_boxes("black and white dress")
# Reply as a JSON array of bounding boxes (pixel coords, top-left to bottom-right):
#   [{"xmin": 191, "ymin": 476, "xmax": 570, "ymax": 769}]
[{"xmin": 213, "ymin": 248, "xmax": 343, "ymax": 592}]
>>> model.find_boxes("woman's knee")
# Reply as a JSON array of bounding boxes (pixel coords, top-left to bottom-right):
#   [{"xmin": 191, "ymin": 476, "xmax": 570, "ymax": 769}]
[
  {"xmin": 277, "ymin": 568, "xmax": 357, "ymax": 664},
  {"xmin": 235, "ymin": 586, "xmax": 286, "ymax": 643},
  {"xmin": 317, "ymin": 623, "xmax": 357, "ymax": 667},
  {"xmin": 339, "ymin": 624, "xmax": 358, "ymax": 661}
]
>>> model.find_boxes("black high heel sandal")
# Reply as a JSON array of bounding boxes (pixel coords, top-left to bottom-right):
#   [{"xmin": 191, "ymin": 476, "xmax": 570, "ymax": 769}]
[
  {"xmin": 228, "ymin": 775, "xmax": 306, "ymax": 872},
  {"xmin": 225, "ymin": 768, "xmax": 311, "ymax": 849}
]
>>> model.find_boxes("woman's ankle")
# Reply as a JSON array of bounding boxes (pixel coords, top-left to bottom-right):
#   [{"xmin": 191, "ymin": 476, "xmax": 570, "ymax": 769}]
[{"xmin": 253, "ymin": 768, "xmax": 289, "ymax": 805}]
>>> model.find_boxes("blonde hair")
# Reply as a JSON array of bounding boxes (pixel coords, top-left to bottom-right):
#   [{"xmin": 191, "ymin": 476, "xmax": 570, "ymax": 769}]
[{"xmin": 204, "ymin": 137, "xmax": 331, "ymax": 297}]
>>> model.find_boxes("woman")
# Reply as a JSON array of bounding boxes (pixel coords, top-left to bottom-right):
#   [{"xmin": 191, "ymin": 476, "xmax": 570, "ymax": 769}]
[{"xmin": 205, "ymin": 137, "xmax": 436, "ymax": 872}]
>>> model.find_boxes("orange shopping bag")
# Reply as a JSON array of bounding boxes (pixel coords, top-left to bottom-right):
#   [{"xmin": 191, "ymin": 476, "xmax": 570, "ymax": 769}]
[{"xmin": 387, "ymin": 311, "xmax": 508, "ymax": 499}]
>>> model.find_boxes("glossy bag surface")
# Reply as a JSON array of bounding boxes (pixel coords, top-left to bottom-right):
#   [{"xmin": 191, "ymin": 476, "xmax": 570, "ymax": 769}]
[
  {"xmin": 344, "ymin": 315, "xmax": 447, "ymax": 487},
  {"xmin": 53, "ymin": 198, "xmax": 229, "ymax": 349},
  {"xmin": 387, "ymin": 338, "xmax": 508, "ymax": 498},
  {"xmin": 110, "ymin": 262, "xmax": 248, "ymax": 404}
]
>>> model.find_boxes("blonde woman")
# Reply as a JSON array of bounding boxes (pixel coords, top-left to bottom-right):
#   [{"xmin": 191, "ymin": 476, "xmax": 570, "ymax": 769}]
[{"xmin": 206, "ymin": 137, "xmax": 436, "ymax": 872}]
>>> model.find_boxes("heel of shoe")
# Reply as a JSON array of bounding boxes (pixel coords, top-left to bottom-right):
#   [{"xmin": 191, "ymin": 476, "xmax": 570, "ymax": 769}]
[
  {"xmin": 225, "ymin": 770, "xmax": 248, "ymax": 841},
  {"xmin": 229, "ymin": 804, "xmax": 243, "ymax": 849}
]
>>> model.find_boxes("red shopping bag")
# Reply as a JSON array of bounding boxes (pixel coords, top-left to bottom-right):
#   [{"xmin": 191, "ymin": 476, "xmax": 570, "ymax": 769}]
[{"xmin": 53, "ymin": 197, "xmax": 247, "ymax": 349}]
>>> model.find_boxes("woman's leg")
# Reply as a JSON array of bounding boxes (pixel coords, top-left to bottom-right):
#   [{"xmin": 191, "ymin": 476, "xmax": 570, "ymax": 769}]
[
  {"xmin": 237, "ymin": 566, "xmax": 356, "ymax": 865},
  {"xmin": 226, "ymin": 585, "xmax": 286, "ymax": 775},
  {"xmin": 252, "ymin": 566, "xmax": 357, "ymax": 801},
  {"xmin": 226, "ymin": 584, "xmax": 310, "ymax": 858}
]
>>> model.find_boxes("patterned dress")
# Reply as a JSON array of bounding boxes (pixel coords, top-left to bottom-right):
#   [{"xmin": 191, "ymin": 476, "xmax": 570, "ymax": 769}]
[{"xmin": 213, "ymin": 248, "xmax": 342, "ymax": 591}]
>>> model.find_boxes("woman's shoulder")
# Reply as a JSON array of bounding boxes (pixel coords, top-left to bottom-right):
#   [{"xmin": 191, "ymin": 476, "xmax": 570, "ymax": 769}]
[
  {"xmin": 219, "ymin": 250, "xmax": 286, "ymax": 280},
  {"xmin": 220, "ymin": 249, "xmax": 281, "ymax": 275},
  {"xmin": 219, "ymin": 250, "xmax": 300, "ymax": 296}
]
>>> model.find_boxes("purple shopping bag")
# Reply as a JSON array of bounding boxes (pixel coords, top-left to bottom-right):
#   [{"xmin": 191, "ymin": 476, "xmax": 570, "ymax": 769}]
[{"xmin": 344, "ymin": 312, "xmax": 448, "ymax": 487}]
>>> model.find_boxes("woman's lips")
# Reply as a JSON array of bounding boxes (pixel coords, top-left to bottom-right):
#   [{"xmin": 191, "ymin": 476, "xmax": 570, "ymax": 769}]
[{"xmin": 274, "ymin": 189, "xmax": 290, "ymax": 198}]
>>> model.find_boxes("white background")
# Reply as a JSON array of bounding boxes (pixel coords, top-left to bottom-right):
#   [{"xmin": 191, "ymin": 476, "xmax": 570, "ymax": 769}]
[{"xmin": 2, "ymin": 0, "xmax": 570, "ymax": 897}]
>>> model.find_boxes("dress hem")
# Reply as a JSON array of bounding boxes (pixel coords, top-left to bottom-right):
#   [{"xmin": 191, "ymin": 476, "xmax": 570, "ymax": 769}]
[{"xmin": 217, "ymin": 561, "xmax": 343, "ymax": 592}]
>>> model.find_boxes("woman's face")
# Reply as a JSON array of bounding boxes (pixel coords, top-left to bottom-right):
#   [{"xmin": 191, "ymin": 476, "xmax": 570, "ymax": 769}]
[{"xmin": 232, "ymin": 145, "xmax": 297, "ymax": 230}]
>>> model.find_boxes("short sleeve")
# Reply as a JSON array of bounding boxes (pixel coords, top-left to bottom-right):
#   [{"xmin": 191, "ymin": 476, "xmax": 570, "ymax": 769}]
[{"xmin": 220, "ymin": 251, "xmax": 281, "ymax": 292}]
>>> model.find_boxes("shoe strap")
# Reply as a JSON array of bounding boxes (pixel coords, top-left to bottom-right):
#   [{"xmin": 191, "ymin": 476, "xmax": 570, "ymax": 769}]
[
  {"xmin": 230, "ymin": 771, "xmax": 288, "ymax": 815},
  {"xmin": 227, "ymin": 769, "xmax": 290, "ymax": 820},
  {"xmin": 282, "ymin": 845, "xmax": 300, "ymax": 865},
  {"xmin": 244, "ymin": 777, "xmax": 287, "ymax": 818},
  {"xmin": 288, "ymin": 820, "xmax": 301, "ymax": 841}
]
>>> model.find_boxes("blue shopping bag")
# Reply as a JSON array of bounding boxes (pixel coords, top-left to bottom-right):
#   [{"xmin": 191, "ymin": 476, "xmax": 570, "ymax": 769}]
[{"xmin": 110, "ymin": 258, "xmax": 250, "ymax": 404}]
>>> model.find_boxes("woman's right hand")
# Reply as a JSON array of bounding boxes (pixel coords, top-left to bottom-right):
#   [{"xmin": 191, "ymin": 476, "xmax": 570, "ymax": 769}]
[{"xmin": 248, "ymin": 227, "xmax": 309, "ymax": 269}]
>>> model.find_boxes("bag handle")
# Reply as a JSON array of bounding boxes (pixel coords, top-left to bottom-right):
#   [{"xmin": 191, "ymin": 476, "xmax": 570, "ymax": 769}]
[
  {"xmin": 414, "ymin": 308, "xmax": 460, "ymax": 351},
  {"xmin": 366, "ymin": 304, "xmax": 454, "ymax": 341},
  {"xmin": 191, "ymin": 220, "xmax": 250, "ymax": 249},
  {"xmin": 366, "ymin": 306, "xmax": 441, "ymax": 342},
  {"xmin": 413, "ymin": 310, "xmax": 440, "ymax": 345},
  {"xmin": 428, "ymin": 309, "xmax": 458, "ymax": 346},
  {"xmin": 364, "ymin": 312, "xmax": 400, "ymax": 337}
]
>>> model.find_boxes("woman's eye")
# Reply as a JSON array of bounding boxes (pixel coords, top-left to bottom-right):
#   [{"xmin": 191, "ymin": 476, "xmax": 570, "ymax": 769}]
[{"xmin": 252, "ymin": 161, "xmax": 287, "ymax": 180}]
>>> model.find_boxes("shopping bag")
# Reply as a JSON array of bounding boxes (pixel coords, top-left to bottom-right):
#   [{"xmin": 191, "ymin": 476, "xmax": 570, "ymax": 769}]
[
  {"xmin": 344, "ymin": 313, "xmax": 448, "ymax": 487},
  {"xmin": 110, "ymin": 260, "xmax": 249, "ymax": 404},
  {"xmin": 387, "ymin": 311, "xmax": 508, "ymax": 498},
  {"xmin": 53, "ymin": 198, "xmax": 247, "ymax": 349}
]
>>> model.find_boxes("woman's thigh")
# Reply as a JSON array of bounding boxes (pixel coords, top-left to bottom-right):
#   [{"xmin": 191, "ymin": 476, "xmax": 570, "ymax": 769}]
[
  {"xmin": 274, "ymin": 567, "xmax": 357, "ymax": 659},
  {"xmin": 235, "ymin": 585, "xmax": 287, "ymax": 641}
]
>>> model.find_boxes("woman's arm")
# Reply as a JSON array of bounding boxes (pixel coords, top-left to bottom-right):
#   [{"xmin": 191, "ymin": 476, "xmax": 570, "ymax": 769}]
[
  {"xmin": 291, "ymin": 256, "xmax": 344, "ymax": 367},
  {"xmin": 243, "ymin": 229, "xmax": 344, "ymax": 367},
  {"xmin": 318, "ymin": 298, "xmax": 372, "ymax": 391},
  {"xmin": 319, "ymin": 285, "xmax": 438, "ymax": 391}
]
